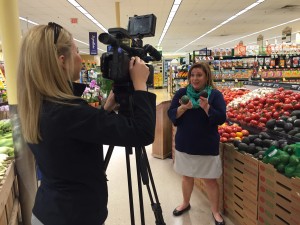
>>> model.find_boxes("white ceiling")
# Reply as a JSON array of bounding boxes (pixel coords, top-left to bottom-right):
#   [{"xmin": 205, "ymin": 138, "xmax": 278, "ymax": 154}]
[{"xmin": 14, "ymin": 0, "xmax": 300, "ymax": 56}]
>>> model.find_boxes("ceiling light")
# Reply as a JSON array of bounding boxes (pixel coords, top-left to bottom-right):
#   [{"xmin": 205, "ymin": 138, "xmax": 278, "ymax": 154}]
[
  {"xmin": 67, "ymin": 0, "xmax": 108, "ymax": 33},
  {"xmin": 175, "ymin": 0, "xmax": 265, "ymax": 52},
  {"xmin": 157, "ymin": 0, "xmax": 182, "ymax": 47},
  {"xmin": 19, "ymin": 17, "xmax": 39, "ymax": 25},
  {"xmin": 210, "ymin": 18, "xmax": 300, "ymax": 48}
]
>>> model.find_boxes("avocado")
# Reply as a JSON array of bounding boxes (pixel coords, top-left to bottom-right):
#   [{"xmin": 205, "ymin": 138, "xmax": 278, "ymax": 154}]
[
  {"xmin": 238, "ymin": 143, "xmax": 249, "ymax": 152},
  {"xmin": 291, "ymin": 110, "xmax": 300, "ymax": 119},
  {"xmin": 276, "ymin": 120, "xmax": 286, "ymax": 128},
  {"xmin": 233, "ymin": 140, "xmax": 241, "ymax": 148},
  {"xmin": 259, "ymin": 132, "xmax": 271, "ymax": 140},
  {"xmin": 294, "ymin": 119, "xmax": 300, "ymax": 127},
  {"xmin": 181, "ymin": 95, "xmax": 190, "ymax": 105},
  {"xmin": 287, "ymin": 116, "xmax": 297, "ymax": 123},
  {"xmin": 248, "ymin": 135, "xmax": 259, "ymax": 142},
  {"xmin": 254, "ymin": 138, "xmax": 263, "ymax": 147},
  {"xmin": 242, "ymin": 137, "xmax": 250, "ymax": 145},
  {"xmin": 199, "ymin": 90, "xmax": 208, "ymax": 98},
  {"xmin": 284, "ymin": 122, "xmax": 294, "ymax": 132},
  {"xmin": 266, "ymin": 119, "xmax": 276, "ymax": 130},
  {"xmin": 262, "ymin": 139, "xmax": 272, "ymax": 148}
]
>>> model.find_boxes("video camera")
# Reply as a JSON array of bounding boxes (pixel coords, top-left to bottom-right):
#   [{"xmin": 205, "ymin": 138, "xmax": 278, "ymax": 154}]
[{"xmin": 98, "ymin": 14, "xmax": 161, "ymax": 86}]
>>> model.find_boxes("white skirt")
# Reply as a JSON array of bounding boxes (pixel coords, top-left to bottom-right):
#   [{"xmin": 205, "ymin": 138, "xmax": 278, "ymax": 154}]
[{"xmin": 174, "ymin": 150, "xmax": 222, "ymax": 179}]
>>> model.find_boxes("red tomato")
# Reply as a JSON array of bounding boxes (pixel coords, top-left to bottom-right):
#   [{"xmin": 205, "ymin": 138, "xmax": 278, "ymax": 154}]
[
  {"xmin": 222, "ymin": 133, "xmax": 230, "ymax": 139},
  {"xmin": 241, "ymin": 130, "xmax": 249, "ymax": 136}
]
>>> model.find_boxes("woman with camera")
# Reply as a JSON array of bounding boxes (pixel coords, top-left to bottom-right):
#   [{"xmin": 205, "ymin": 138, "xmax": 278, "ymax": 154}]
[{"xmin": 17, "ymin": 23, "xmax": 156, "ymax": 225}]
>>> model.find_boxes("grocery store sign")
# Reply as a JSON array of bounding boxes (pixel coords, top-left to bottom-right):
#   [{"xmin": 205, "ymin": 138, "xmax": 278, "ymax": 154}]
[
  {"xmin": 89, "ymin": 32, "xmax": 98, "ymax": 55},
  {"xmin": 282, "ymin": 26, "xmax": 292, "ymax": 43}
]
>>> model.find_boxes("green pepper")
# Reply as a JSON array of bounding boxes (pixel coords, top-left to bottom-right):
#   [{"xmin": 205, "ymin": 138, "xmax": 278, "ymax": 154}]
[
  {"xmin": 289, "ymin": 155, "xmax": 300, "ymax": 166},
  {"xmin": 285, "ymin": 164, "xmax": 296, "ymax": 178}
]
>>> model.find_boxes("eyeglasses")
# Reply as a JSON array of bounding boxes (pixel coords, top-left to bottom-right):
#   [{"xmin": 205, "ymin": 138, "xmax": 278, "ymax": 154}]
[{"xmin": 48, "ymin": 22, "xmax": 63, "ymax": 45}]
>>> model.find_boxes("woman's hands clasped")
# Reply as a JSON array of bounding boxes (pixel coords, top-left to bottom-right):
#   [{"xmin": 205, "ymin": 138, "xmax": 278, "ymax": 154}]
[{"xmin": 199, "ymin": 96, "xmax": 210, "ymax": 115}]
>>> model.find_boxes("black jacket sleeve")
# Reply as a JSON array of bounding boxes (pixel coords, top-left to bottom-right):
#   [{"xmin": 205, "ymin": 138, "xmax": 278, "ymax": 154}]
[
  {"xmin": 208, "ymin": 89, "xmax": 226, "ymax": 126},
  {"xmin": 167, "ymin": 88, "xmax": 185, "ymax": 126},
  {"xmin": 60, "ymin": 91, "xmax": 156, "ymax": 147}
]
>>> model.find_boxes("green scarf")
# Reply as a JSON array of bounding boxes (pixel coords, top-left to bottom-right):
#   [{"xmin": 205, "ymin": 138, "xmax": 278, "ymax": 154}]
[{"xmin": 186, "ymin": 84, "xmax": 212, "ymax": 109}]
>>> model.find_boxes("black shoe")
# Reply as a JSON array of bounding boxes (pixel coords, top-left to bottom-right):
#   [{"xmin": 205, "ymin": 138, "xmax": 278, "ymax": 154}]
[
  {"xmin": 173, "ymin": 204, "xmax": 191, "ymax": 216},
  {"xmin": 212, "ymin": 213, "xmax": 225, "ymax": 225}
]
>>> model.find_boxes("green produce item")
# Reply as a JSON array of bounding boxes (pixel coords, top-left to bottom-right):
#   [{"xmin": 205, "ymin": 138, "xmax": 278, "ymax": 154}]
[
  {"xmin": 289, "ymin": 155, "xmax": 299, "ymax": 166},
  {"xmin": 283, "ymin": 145, "xmax": 295, "ymax": 155},
  {"xmin": 269, "ymin": 156, "xmax": 280, "ymax": 166},
  {"xmin": 285, "ymin": 164, "xmax": 296, "ymax": 178},
  {"xmin": 293, "ymin": 172, "xmax": 300, "ymax": 178},
  {"xmin": 276, "ymin": 163, "xmax": 286, "ymax": 173},
  {"xmin": 262, "ymin": 156, "xmax": 268, "ymax": 163},
  {"xmin": 0, "ymin": 138, "xmax": 13, "ymax": 148},
  {"xmin": 180, "ymin": 95, "xmax": 190, "ymax": 105},
  {"xmin": 278, "ymin": 153, "xmax": 290, "ymax": 165}
]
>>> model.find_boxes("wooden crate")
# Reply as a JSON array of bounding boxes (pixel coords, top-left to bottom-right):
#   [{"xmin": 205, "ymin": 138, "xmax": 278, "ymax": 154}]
[{"xmin": 0, "ymin": 161, "xmax": 21, "ymax": 225}]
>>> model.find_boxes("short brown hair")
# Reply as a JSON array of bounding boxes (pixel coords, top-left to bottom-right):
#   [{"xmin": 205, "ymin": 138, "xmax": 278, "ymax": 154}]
[{"xmin": 187, "ymin": 62, "xmax": 215, "ymax": 88}]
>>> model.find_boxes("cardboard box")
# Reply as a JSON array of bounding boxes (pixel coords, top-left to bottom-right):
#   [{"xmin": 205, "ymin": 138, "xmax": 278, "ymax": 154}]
[
  {"xmin": 243, "ymin": 212, "xmax": 258, "ymax": 225},
  {"xmin": 275, "ymin": 205, "xmax": 291, "ymax": 224},
  {"xmin": 258, "ymin": 202, "xmax": 275, "ymax": 222},
  {"xmin": 258, "ymin": 213, "xmax": 274, "ymax": 225},
  {"xmin": 274, "ymin": 214, "xmax": 290, "ymax": 225},
  {"xmin": 258, "ymin": 184, "xmax": 276, "ymax": 204}
]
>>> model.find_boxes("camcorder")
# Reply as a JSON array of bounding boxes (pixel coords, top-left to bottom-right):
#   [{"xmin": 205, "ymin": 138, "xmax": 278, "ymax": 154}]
[{"xmin": 98, "ymin": 14, "xmax": 161, "ymax": 89}]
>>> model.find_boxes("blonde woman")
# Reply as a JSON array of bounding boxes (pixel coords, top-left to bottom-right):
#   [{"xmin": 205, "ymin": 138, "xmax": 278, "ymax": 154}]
[{"xmin": 17, "ymin": 23, "xmax": 156, "ymax": 225}]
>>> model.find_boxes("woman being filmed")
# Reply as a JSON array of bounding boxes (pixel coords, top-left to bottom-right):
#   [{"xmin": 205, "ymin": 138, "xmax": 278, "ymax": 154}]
[
  {"xmin": 17, "ymin": 23, "xmax": 156, "ymax": 225},
  {"xmin": 168, "ymin": 62, "xmax": 226, "ymax": 225}
]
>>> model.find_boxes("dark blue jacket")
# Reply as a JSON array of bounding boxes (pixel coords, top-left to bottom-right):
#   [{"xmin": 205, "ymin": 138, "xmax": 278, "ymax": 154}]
[
  {"xmin": 29, "ymin": 83, "xmax": 156, "ymax": 225},
  {"xmin": 168, "ymin": 87, "xmax": 226, "ymax": 155}
]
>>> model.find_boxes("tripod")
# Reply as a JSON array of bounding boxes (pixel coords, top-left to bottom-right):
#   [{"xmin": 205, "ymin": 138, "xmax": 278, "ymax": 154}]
[
  {"xmin": 103, "ymin": 86, "xmax": 166, "ymax": 225},
  {"xmin": 104, "ymin": 145, "xmax": 166, "ymax": 225}
]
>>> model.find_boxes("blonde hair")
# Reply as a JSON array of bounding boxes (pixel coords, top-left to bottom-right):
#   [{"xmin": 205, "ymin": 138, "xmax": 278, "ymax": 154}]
[
  {"xmin": 17, "ymin": 24, "xmax": 78, "ymax": 143},
  {"xmin": 187, "ymin": 62, "xmax": 216, "ymax": 89}
]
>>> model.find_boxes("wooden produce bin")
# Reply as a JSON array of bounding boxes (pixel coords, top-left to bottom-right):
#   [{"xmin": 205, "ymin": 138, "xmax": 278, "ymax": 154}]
[
  {"xmin": 0, "ymin": 161, "xmax": 21, "ymax": 225},
  {"xmin": 152, "ymin": 100, "xmax": 172, "ymax": 159}
]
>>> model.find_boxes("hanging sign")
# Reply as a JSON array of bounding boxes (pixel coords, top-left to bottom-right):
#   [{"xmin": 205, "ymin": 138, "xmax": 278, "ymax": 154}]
[
  {"xmin": 89, "ymin": 32, "xmax": 98, "ymax": 55},
  {"xmin": 282, "ymin": 26, "xmax": 292, "ymax": 43}
]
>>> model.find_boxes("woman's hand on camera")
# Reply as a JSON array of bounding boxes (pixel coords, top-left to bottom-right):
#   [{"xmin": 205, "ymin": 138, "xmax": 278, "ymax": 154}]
[
  {"xmin": 129, "ymin": 56, "xmax": 149, "ymax": 91},
  {"xmin": 104, "ymin": 90, "xmax": 118, "ymax": 112}
]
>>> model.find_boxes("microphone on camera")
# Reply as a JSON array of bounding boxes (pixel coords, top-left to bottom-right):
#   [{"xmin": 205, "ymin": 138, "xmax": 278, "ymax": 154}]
[{"xmin": 143, "ymin": 44, "xmax": 161, "ymax": 61}]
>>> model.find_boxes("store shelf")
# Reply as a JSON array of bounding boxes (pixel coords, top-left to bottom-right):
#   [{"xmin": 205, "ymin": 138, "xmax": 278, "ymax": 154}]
[{"xmin": 243, "ymin": 81, "xmax": 300, "ymax": 90}]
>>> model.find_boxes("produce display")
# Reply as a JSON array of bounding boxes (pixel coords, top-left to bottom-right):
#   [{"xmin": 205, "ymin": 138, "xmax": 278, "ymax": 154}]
[
  {"xmin": 265, "ymin": 110, "xmax": 300, "ymax": 140},
  {"xmin": 227, "ymin": 87, "xmax": 274, "ymax": 108},
  {"xmin": 218, "ymin": 123, "xmax": 249, "ymax": 143},
  {"xmin": 220, "ymin": 88, "xmax": 250, "ymax": 105},
  {"xmin": 0, "ymin": 119, "xmax": 14, "ymax": 181},
  {"xmin": 227, "ymin": 88, "xmax": 300, "ymax": 128},
  {"xmin": 262, "ymin": 144, "xmax": 300, "ymax": 178}
]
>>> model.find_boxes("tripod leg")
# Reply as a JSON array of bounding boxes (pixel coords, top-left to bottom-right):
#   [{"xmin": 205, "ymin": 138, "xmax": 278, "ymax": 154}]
[
  {"xmin": 125, "ymin": 147, "xmax": 135, "ymax": 225},
  {"xmin": 135, "ymin": 147, "xmax": 146, "ymax": 225},
  {"xmin": 104, "ymin": 145, "xmax": 115, "ymax": 171},
  {"xmin": 140, "ymin": 146, "xmax": 166, "ymax": 225}
]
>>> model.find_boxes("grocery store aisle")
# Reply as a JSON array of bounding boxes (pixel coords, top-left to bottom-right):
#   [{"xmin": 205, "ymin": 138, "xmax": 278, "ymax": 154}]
[{"xmin": 104, "ymin": 88, "xmax": 235, "ymax": 225}]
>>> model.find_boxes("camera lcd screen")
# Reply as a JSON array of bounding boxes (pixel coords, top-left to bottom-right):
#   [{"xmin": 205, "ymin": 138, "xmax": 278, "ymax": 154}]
[{"xmin": 128, "ymin": 14, "xmax": 156, "ymax": 38}]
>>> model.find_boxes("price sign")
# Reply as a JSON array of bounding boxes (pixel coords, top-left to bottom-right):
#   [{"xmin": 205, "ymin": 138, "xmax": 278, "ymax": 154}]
[
  {"xmin": 258, "ymin": 82, "xmax": 263, "ymax": 86},
  {"xmin": 291, "ymin": 85, "xmax": 299, "ymax": 90},
  {"xmin": 273, "ymin": 83, "xmax": 279, "ymax": 88},
  {"xmin": 267, "ymin": 83, "xmax": 273, "ymax": 87}
]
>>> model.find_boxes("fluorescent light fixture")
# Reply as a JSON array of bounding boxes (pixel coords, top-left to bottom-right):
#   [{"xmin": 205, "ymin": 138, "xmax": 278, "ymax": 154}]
[
  {"xmin": 67, "ymin": 0, "xmax": 108, "ymax": 33},
  {"xmin": 19, "ymin": 17, "xmax": 39, "ymax": 25},
  {"xmin": 175, "ymin": 0, "xmax": 265, "ymax": 52},
  {"xmin": 18, "ymin": 18, "xmax": 105, "ymax": 53},
  {"xmin": 210, "ymin": 18, "xmax": 300, "ymax": 48},
  {"xmin": 157, "ymin": 0, "xmax": 182, "ymax": 46},
  {"xmin": 79, "ymin": 51, "xmax": 89, "ymax": 54}
]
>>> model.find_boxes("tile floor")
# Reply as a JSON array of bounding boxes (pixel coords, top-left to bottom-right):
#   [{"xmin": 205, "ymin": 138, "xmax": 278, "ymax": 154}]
[{"xmin": 104, "ymin": 88, "xmax": 235, "ymax": 225}]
